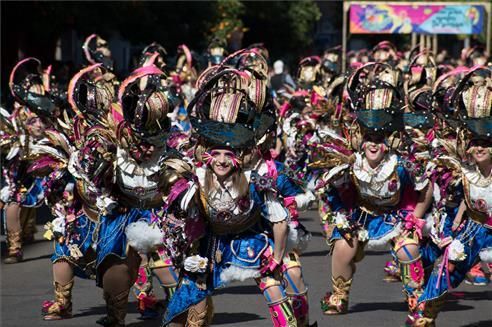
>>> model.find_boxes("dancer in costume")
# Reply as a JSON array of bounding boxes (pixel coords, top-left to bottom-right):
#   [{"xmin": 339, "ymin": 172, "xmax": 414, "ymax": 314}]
[
  {"xmin": 130, "ymin": 46, "xmax": 195, "ymax": 320},
  {"xmin": 94, "ymin": 65, "xmax": 201, "ymax": 327},
  {"xmin": 1, "ymin": 57, "xmax": 60, "ymax": 264},
  {"xmin": 408, "ymin": 66, "xmax": 492, "ymax": 326},
  {"xmin": 232, "ymin": 48, "xmax": 316, "ymax": 326},
  {"xmin": 38, "ymin": 62, "xmax": 118, "ymax": 320},
  {"xmin": 131, "ymin": 43, "xmax": 174, "ymax": 320},
  {"xmin": 317, "ymin": 63, "xmax": 433, "ymax": 320},
  {"xmin": 83, "ymin": 34, "xmax": 115, "ymax": 71},
  {"xmin": 383, "ymin": 50, "xmax": 437, "ymax": 283},
  {"xmin": 163, "ymin": 61, "xmax": 299, "ymax": 327}
]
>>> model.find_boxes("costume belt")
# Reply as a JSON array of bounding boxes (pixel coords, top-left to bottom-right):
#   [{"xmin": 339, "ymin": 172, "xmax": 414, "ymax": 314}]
[
  {"xmin": 208, "ymin": 207, "xmax": 261, "ymax": 235},
  {"xmin": 359, "ymin": 197, "xmax": 396, "ymax": 216},
  {"xmin": 466, "ymin": 209, "xmax": 492, "ymax": 229}
]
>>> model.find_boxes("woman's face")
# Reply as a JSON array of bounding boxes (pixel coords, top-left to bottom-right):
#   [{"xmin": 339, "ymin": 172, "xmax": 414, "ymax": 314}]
[
  {"xmin": 210, "ymin": 149, "xmax": 235, "ymax": 178},
  {"xmin": 469, "ymin": 140, "xmax": 492, "ymax": 166},
  {"xmin": 363, "ymin": 133, "xmax": 386, "ymax": 166},
  {"xmin": 26, "ymin": 116, "xmax": 46, "ymax": 138}
]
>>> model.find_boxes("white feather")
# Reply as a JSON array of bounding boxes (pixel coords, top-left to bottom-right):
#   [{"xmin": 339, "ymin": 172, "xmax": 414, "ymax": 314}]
[
  {"xmin": 479, "ymin": 248, "xmax": 492, "ymax": 263},
  {"xmin": 286, "ymin": 223, "xmax": 311, "ymax": 253},
  {"xmin": 0, "ymin": 107, "xmax": 11, "ymax": 119},
  {"xmin": 286, "ymin": 224, "xmax": 299, "ymax": 253},
  {"xmin": 125, "ymin": 221, "xmax": 163, "ymax": 254},
  {"xmin": 220, "ymin": 265, "xmax": 260, "ymax": 284}
]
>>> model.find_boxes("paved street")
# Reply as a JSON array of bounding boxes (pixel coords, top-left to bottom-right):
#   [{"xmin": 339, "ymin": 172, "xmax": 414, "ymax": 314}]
[{"xmin": 1, "ymin": 209, "xmax": 491, "ymax": 327}]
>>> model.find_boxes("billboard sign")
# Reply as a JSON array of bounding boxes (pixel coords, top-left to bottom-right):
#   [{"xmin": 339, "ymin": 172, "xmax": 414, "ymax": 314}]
[{"xmin": 349, "ymin": 3, "xmax": 485, "ymax": 34}]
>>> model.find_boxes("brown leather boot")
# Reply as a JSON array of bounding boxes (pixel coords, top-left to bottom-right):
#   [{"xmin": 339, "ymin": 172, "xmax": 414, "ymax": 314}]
[
  {"xmin": 42, "ymin": 279, "xmax": 74, "ymax": 320},
  {"xmin": 4, "ymin": 231, "xmax": 23, "ymax": 264},
  {"xmin": 96, "ymin": 290, "xmax": 129, "ymax": 327}
]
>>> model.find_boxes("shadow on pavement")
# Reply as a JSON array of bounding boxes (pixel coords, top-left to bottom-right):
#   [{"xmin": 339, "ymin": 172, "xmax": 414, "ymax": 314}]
[
  {"xmin": 448, "ymin": 290, "xmax": 492, "ymax": 302},
  {"xmin": 73, "ymin": 301, "xmax": 142, "ymax": 319},
  {"xmin": 350, "ymin": 301, "xmax": 407, "ymax": 312},
  {"xmin": 216, "ymin": 285, "xmax": 260, "ymax": 295},
  {"xmin": 128, "ymin": 321, "xmax": 161, "ymax": 327},
  {"xmin": 351, "ymin": 299, "xmax": 475, "ymax": 313},
  {"xmin": 213, "ymin": 312, "xmax": 265, "ymax": 325},
  {"xmin": 18, "ymin": 253, "xmax": 52, "ymax": 263},
  {"xmin": 309, "ymin": 231, "xmax": 324, "ymax": 238},
  {"xmin": 72, "ymin": 305, "xmax": 107, "ymax": 318}
]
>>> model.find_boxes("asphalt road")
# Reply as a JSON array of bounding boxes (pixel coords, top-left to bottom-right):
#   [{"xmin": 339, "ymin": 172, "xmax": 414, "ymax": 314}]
[{"xmin": 1, "ymin": 209, "xmax": 491, "ymax": 327}]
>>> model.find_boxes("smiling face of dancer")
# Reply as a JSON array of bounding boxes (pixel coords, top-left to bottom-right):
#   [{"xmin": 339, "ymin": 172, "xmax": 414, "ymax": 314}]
[
  {"xmin": 469, "ymin": 139, "xmax": 492, "ymax": 176},
  {"xmin": 363, "ymin": 133, "xmax": 387, "ymax": 169},
  {"xmin": 210, "ymin": 148, "xmax": 236, "ymax": 182}
]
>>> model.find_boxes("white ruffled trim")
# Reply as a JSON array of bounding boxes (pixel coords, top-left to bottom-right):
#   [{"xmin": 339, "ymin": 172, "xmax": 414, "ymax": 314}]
[
  {"xmin": 264, "ymin": 191, "xmax": 288, "ymax": 223},
  {"xmin": 220, "ymin": 265, "xmax": 260, "ymax": 284},
  {"xmin": 306, "ymin": 172, "xmax": 320, "ymax": 192},
  {"xmin": 366, "ymin": 223, "xmax": 402, "ymax": 251},
  {"xmin": 0, "ymin": 107, "xmax": 10, "ymax": 118},
  {"xmin": 65, "ymin": 183, "xmax": 75, "ymax": 193},
  {"xmin": 479, "ymin": 248, "xmax": 492, "ymax": 263},
  {"xmin": 462, "ymin": 164, "xmax": 491, "ymax": 186},
  {"xmin": 125, "ymin": 221, "xmax": 163, "ymax": 254},
  {"xmin": 353, "ymin": 153, "xmax": 397, "ymax": 184},
  {"xmin": 37, "ymin": 191, "xmax": 45, "ymax": 201}
]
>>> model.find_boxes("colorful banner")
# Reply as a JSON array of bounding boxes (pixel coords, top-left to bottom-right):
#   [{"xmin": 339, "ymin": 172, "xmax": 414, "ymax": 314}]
[{"xmin": 350, "ymin": 3, "xmax": 485, "ymax": 34}]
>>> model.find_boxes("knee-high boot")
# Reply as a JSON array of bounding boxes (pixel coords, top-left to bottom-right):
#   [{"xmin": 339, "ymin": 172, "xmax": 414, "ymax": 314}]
[
  {"xmin": 321, "ymin": 276, "xmax": 352, "ymax": 315},
  {"xmin": 42, "ymin": 279, "xmax": 74, "ymax": 320}
]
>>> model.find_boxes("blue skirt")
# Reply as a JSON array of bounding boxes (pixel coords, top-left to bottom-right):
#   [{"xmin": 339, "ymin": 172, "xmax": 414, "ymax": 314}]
[
  {"xmin": 330, "ymin": 209, "xmax": 401, "ymax": 244},
  {"xmin": 163, "ymin": 223, "xmax": 272, "ymax": 324},
  {"xmin": 418, "ymin": 220, "xmax": 492, "ymax": 303},
  {"xmin": 51, "ymin": 213, "xmax": 97, "ymax": 279},
  {"xmin": 95, "ymin": 208, "xmax": 152, "ymax": 285},
  {"xmin": 20, "ymin": 177, "xmax": 45, "ymax": 207}
]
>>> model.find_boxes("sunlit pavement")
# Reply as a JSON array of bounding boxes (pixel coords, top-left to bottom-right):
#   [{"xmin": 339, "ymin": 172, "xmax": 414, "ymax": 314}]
[{"xmin": 1, "ymin": 209, "xmax": 491, "ymax": 327}]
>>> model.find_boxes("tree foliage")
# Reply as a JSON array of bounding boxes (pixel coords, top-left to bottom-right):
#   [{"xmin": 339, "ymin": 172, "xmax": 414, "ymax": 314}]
[
  {"xmin": 209, "ymin": 0, "xmax": 246, "ymax": 43},
  {"xmin": 242, "ymin": 1, "xmax": 321, "ymax": 64}
]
